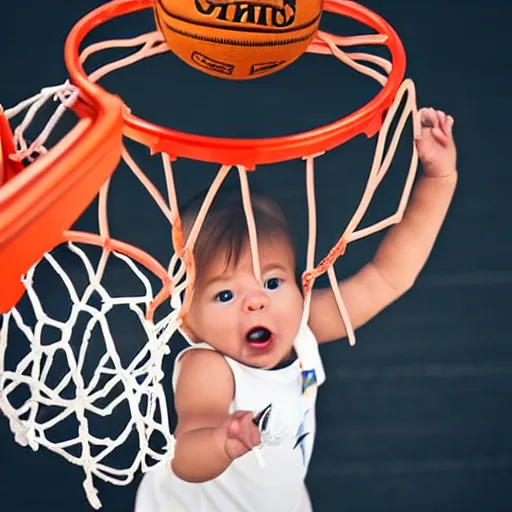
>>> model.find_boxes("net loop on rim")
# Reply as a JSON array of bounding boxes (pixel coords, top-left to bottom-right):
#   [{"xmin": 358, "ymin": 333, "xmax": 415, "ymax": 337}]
[
  {"xmin": 5, "ymin": 82, "xmax": 79, "ymax": 163},
  {"xmin": 0, "ymin": 0, "xmax": 419, "ymax": 508}
]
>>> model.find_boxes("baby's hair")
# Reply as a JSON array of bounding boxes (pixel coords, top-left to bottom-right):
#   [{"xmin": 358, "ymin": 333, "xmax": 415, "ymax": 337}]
[{"xmin": 180, "ymin": 186, "xmax": 295, "ymax": 281}]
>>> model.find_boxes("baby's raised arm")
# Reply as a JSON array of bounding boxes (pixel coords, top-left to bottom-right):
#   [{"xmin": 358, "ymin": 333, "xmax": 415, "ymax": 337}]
[
  {"xmin": 171, "ymin": 349, "xmax": 261, "ymax": 482},
  {"xmin": 309, "ymin": 107, "xmax": 458, "ymax": 344}
]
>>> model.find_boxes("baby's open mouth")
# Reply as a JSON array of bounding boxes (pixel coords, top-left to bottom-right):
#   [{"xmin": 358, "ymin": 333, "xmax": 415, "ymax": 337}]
[{"xmin": 245, "ymin": 326, "xmax": 273, "ymax": 349}]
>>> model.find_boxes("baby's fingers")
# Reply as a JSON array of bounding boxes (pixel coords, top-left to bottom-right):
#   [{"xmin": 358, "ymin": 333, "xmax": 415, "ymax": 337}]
[
  {"xmin": 435, "ymin": 111, "xmax": 454, "ymax": 144},
  {"xmin": 228, "ymin": 412, "xmax": 261, "ymax": 449},
  {"xmin": 431, "ymin": 109, "xmax": 454, "ymax": 137},
  {"xmin": 419, "ymin": 107, "xmax": 431, "ymax": 127},
  {"xmin": 436, "ymin": 109, "xmax": 447, "ymax": 126},
  {"xmin": 431, "ymin": 127, "xmax": 448, "ymax": 145},
  {"xmin": 443, "ymin": 114, "xmax": 455, "ymax": 135},
  {"xmin": 420, "ymin": 107, "xmax": 439, "ymax": 129}
]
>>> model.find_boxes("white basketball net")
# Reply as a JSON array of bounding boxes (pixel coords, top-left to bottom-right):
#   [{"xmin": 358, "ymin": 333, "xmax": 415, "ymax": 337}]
[{"xmin": 0, "ymin": 27, "xmax": 419, "ymax": 509}]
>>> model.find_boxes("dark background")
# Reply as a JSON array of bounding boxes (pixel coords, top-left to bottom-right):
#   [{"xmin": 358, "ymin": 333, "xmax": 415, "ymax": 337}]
[{"xmin": 1, "ymin": 1, "xmax": 511, "ymax": 511}]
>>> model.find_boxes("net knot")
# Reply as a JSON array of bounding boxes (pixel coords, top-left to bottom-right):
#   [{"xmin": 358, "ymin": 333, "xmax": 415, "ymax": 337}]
[
  {"xmin": 302, "ymin": 238, "xmax": 348, "ymax": 294},
  {"xmin": 44, "ymin": 80, "xmax": 79, "ymax": 108},
  {"xmin": 11, "ymin": 420, "xmax": 38, "ymax": 451},
  {"xmin": 102, "ymin": 236, "xmax": 113, "ymax": 252}
]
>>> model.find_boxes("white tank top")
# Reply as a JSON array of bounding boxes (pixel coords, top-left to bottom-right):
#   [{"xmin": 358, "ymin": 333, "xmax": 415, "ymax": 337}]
[{"xmin": 135, "ymin": 320, "xmax": 325, "ymax": 512}]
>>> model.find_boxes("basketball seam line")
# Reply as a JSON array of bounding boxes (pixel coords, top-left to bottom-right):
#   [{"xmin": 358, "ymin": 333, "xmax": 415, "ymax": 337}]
[{"xmin": 162, "ymin": 21, "xmax": 316, "ymax": 47}]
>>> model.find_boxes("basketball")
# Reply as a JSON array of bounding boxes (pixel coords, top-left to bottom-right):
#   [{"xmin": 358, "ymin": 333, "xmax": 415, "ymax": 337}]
[{"xmin": 154, "ymin": 0, "xmax": 324, "ymax": 80}]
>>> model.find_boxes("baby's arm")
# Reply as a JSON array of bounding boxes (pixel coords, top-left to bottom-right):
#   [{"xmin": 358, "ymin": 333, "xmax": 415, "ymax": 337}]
[
  {"xmin": 171, "ymin": 349, "xmax": 260, "ymax": 482},
  {"xmin": 310, "ymin": 108, "xmax": 458, "ymax": 343}
]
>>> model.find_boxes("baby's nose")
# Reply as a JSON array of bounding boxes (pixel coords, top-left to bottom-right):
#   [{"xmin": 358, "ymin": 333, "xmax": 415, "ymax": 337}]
[{"xmin": 244, "ymin": 292, "xmax": 269, "ymax": 312}]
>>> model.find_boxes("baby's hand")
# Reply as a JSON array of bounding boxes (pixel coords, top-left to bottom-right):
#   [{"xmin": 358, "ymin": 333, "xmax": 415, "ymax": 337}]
[
  {"xmin": 415, "ymin": 107, "xmax": 457, "ymax": 178},
  {"xmin": 217, "ymin": 411, "xmax": 262, "ymax": 461}
]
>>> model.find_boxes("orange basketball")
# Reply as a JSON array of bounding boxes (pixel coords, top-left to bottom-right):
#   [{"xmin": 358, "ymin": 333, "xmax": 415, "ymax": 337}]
[{"xmin": 154, "ymin": 0, "xmax": 324, "ymax": 80}]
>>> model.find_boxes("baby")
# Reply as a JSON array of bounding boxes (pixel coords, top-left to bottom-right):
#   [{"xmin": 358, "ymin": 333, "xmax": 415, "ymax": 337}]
[{"xmin": 135, "ymin": 107, "xmax": 458, "ymax": 511}]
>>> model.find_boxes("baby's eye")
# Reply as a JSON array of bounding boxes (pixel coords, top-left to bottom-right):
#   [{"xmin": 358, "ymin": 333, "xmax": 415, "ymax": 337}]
[
  {"xmin": 265, "ymin": 277, "xmax": 281, "ymax": 291},
  {"xmin": 215, "ymin": 290, "xmax": 234, "ymax": 303}
]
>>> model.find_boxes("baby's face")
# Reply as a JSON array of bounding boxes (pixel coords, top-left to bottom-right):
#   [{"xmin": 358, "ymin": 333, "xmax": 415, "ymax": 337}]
[{"xmin": 183, "ymin": 237, "xmax": 303, "ymax": 369}]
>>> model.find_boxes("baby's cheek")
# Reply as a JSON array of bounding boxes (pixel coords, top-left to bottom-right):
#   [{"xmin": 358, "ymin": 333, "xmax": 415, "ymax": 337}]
[
  {"xmin": 292, "ymin": 288, "xmax": 304, "ymax": 308},
  {"xmin": 282, "ymin": 291, "xmax": 303, "ymax": 322}
]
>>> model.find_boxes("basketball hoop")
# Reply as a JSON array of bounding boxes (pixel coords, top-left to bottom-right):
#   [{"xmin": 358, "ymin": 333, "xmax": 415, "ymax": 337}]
[
  {"xmin": 66, "ymin": 0, "xmax": 406, "ymax": 166},
  {"xmin": 0, "ymin": 0, "xmax": 420, "ymax": 508}
]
